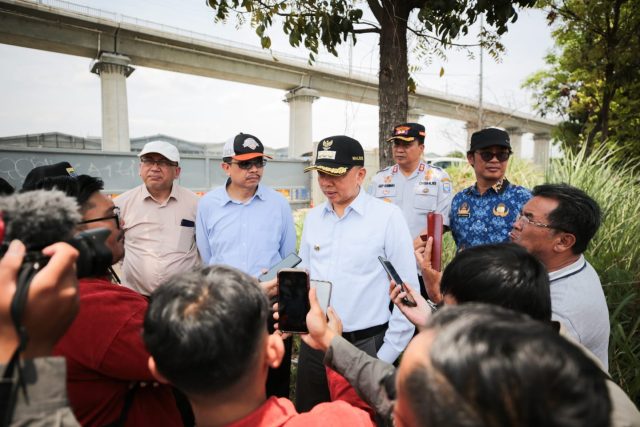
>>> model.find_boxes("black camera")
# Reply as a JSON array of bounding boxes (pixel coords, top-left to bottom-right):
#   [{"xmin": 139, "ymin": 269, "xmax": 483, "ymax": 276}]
[
  {"xmin": 14, "ymin": 228, "xmax": 112, "ymax": 278},
  {"xmin": 69, "ymin": 228, "xmax": 113, "ymax": 278}
]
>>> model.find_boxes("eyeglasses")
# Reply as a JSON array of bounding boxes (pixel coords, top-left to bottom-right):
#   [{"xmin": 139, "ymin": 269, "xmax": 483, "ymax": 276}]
[
  {"xmin": 229, "ymin": 159, "xmax": 267, "ymax": 170},
  {"xmin": 515, "ymin": 212, "xmax": 553, "ymax": 229},
  {"xmin": 476, "ymin": 151, "xmax": 511, "ymax": 162},
  {"xmin": 80, "ymin": 207, "xmax": 121, "ymax": 229},
  {"xmin": 140, "ymin": 158, "xmax": 178, "ymax": 168}
]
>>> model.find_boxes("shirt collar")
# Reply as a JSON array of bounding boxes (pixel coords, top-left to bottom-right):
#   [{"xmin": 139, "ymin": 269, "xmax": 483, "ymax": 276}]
[
  {"xmin": 409, "ymin": 160, "xmax": 428, "ymax": 179},
  {"xmin": 549, "ymin": 255, "xmax": 586, "ymax": 282},
  {"xmin": 142, "ymin": 183, "xmax": 177, "ymax": 205},
  {"xmin": 467, "ymin": 177, "xmax": 511, "ymax": 195},
  {"xmin": 221, "ymin": 182, "xmax": 265, "ymax": 206},
  {"xmin": 322, "ymin": 186, "xmax": 366, "ymax": 217}
]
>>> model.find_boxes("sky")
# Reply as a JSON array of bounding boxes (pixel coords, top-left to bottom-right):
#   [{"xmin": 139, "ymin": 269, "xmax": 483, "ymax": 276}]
[{"xmin": 0, "ymin": 0, "xmax": 555, "ymax": 157}]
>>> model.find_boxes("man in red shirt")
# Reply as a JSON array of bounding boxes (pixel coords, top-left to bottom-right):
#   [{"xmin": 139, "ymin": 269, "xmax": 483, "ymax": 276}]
[
  {"xmin": 22, "ymin": 167, "xmax": 183, "ymax": 427},
  {"xmin": 143, "ymin": 265, "xmax": 375, "ymax": 427}
]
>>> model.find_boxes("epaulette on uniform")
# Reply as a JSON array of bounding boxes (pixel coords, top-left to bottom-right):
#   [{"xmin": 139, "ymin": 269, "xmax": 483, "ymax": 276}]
[{"xmin": 376, "ymin": 165, "xmax": 392, "ymax": 174}]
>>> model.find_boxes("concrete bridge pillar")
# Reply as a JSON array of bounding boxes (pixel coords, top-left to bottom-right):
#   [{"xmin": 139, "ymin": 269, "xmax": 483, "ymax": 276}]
[
  {"xmin": 506, "ymin": 127, "xmax": 524, "ymax": 159},
  {"xmin": 407, "ymin": 107, "xmax": 424, "ymax": 124},
  {"xmin": 533, "ymin": 133, "xmax": 551, "ymax": 171},
  {"xmin": 91, "ymin": 53, "xmax": 134, "ymax": 152},
  {"xmin": 284, "ymin": 87, "xmax": 319, "ymax": 158}
]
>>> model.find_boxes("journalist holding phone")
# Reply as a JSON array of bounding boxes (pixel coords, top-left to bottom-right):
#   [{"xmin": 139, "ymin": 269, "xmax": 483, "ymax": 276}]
[{"xmin": 296, "ymin": 135, "xmax": 417, "ymax": 412}]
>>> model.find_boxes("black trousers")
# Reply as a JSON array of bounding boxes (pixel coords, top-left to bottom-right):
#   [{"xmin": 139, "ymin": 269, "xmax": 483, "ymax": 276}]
[{"xmin": 295, "ymin": 329, "xmax": 385, "ymax": 412}]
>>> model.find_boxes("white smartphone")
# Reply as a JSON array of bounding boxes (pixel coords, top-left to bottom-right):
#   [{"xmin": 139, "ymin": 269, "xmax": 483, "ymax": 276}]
[{"xmin": 310, "ymin": 280, "xmax": 332, "ymax": 314}]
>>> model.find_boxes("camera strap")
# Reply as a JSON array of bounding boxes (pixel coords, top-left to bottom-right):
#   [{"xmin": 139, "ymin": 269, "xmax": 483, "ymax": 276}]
[{"xmin": 0, "ymin": 260, "xmax": 42, "ymax": 427}]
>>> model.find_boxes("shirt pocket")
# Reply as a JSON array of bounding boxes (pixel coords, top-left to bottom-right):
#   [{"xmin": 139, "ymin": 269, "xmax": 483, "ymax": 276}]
[
  {"xmin": 176, "ymin": 221, "xmax": 196, "ymax": 252},
  {"xmin": 374, "ymin": 185, "xmax": 397, "ymax": 198},
  {"xmin": 413, "ymin": 187, "xmax": 438, "ymax": 211}
]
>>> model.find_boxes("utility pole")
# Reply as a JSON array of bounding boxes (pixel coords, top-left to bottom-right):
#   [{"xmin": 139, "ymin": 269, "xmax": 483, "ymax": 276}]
[{"xmin": 478, "ymin": 13, "xmax": 484, "ymax": 129}]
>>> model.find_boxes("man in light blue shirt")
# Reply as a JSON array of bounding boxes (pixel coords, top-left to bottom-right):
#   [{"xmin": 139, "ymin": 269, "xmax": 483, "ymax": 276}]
[
  {"xmin": 196, "ymin": 133, "xmax": 296, "ymax": 276},
  {"xmin": 195, "ymin": 132, "xmax": 296, "ymax": 398},
  {"xmin": 296, "ymin": 135, "xmax": 417, "ymax": 412}
]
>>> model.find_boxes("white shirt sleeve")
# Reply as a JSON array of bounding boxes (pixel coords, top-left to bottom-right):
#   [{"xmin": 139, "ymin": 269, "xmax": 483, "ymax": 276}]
[{"xmin": 376, "ymin": 207, "xmax": 417, "ymax": 363}]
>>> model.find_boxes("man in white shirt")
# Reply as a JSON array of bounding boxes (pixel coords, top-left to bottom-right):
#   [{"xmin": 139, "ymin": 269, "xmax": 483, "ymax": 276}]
[
  {"xmin": 116, "ymin": 141, "xmax": 200, "ymax": 296},
  {"xmin": 296, "ymin": 135, "xmax": 417, "ymax": 411},
  {"xmin": 510, "ymin": 183, "xmax": 610, "ymax": 369}
]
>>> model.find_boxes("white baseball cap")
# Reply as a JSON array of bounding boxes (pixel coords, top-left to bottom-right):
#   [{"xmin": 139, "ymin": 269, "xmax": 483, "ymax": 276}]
[{"xmin": 138, "ymin": 141, "xmax": 180, "ymax": 163}]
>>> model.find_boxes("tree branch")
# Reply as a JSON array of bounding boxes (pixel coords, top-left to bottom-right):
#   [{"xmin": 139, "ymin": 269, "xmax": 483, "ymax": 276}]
[
  {"xmin": 548, "ymin": 4, "xmax": 607, "ymax": 37},
  {"xmin": 407, "ymin": 26, "xmax": 480, "ymax": 47},
  {"xmin": 353, "ymin": 27, "xmax": 381, "ymax": 34},
  {"xmin": 366, "ymin": 0, "xmax": 383, "ymax": 23}
]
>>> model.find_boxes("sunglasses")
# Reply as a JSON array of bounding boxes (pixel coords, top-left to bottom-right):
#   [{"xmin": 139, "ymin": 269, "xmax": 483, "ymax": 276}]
[
  {"xmin": 229, "ymin": 159, "xmax": 267, "ymax": 170},
  {"xmin": 79, "ymin": 207, "xmax": 121, "ymax": 229},
  {"xmin": 476, "ymin": 151, "xmax": 511, "ymax": 162}
]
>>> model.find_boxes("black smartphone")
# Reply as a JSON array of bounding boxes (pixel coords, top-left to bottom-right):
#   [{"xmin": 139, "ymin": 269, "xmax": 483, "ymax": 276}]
[
  {"xmin": 277, "ymin": 269, "xmax": 310, "ymax": 333},
  {"xmin": 259, "ymin": 252, "xmax": 302, "ymax": 282},
  {"xmin": 378, "ymin": 256, "xmax": 418, "ymax": 307}
]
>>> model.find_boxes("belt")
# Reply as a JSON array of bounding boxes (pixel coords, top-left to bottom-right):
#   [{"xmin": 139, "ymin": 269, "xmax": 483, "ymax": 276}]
[{"xmin": 342, "ymin": 323, "xmax": 388, "ymax": 343}]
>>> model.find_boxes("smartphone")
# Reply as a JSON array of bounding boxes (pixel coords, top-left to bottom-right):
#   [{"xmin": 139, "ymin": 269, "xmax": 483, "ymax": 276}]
[
  {"xmin": 378, "ymin": 256, "xmax": 417, "ymax": 307},
  {"xmin": 259, "ymin": 252, "xmax": 302, "ymax": 282},
  {"xmin": 277, "ymin": 269, "xmax": 310, "ymax": 333},
  {"xmin": 310, "ymin": 280, "xmax": 332, "ymax": 314}
]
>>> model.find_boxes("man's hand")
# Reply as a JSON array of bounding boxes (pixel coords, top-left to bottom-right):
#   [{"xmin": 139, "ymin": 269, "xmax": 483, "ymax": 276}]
[
  {"xmin": 415, "ymin": 236, "xmax": 443, "ymax": 303},
  {"xmin": 0, "ymin": 240, "xmax": 79, "ymax": 362},
  {"xmin": 389, "ymin": 281, "xmax": 432, "ymax": 328},
  {"xmin": 272, "ymin": 288, "xmax": 343, "ymax": 351},
  {"xmin": 301, "ymin": 288, "xmax": 342, "ymax": 352},
  {"xmin": 259, "ymin": 277, "xmax": 278, "ymax": 299}
]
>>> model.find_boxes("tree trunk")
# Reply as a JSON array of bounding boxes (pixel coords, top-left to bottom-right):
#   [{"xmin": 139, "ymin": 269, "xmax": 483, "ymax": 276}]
[{"xmin": 376, "ymin": 1, "xmax": 410, "ymax": 169}]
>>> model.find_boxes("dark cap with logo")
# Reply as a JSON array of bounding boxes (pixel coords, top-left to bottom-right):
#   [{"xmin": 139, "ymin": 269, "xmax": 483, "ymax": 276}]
[
  {"xmin": 387, "ymin": 123, "xmax": 426, "ymax": 144},
  {"xmin": 304, "ymin": 135, "xmax": 365, "ymax": 176},
  {"xmin": 223, "ymin": 133, "xmax": 273, "ymax": 161},
  {"xmin": 21, "ymin": 162, "xmax": 77, "ymax": 192},
  {"xmin": 469, "ymin": 128, "xmax": 511, "ymax": 151}
]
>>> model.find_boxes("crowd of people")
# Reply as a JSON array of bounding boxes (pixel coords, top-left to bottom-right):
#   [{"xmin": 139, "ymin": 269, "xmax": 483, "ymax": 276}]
[{"xmin": 0, "ymin": 124, "xmax": 638, "ymax": 427}]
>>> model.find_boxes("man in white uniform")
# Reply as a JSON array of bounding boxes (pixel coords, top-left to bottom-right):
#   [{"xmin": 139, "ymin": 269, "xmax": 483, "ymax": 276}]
[{"xmin": 296, "ymin": 135, "xmax": 417, "ymax": 411}]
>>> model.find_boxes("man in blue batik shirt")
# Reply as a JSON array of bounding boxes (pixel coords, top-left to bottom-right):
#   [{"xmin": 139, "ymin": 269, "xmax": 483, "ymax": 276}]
[{"xmin": 449, "ymin": 128, "xmax": 531, "ymax": 251}]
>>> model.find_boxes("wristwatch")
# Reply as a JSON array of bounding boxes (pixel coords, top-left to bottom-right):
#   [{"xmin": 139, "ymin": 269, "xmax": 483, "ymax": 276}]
[{"xmin": 426, "ymin": 299, "xmax": 439, "ymax": 313}]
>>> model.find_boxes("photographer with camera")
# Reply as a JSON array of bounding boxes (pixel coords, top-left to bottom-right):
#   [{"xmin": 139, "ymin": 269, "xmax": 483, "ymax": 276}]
[
  {"xmin": 0, "ymin": 237, "xmax": 80, "ymax": 426},
  {"xmin": 20, "ymin": 165, "xmax": 183, "ymax": 427}
]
